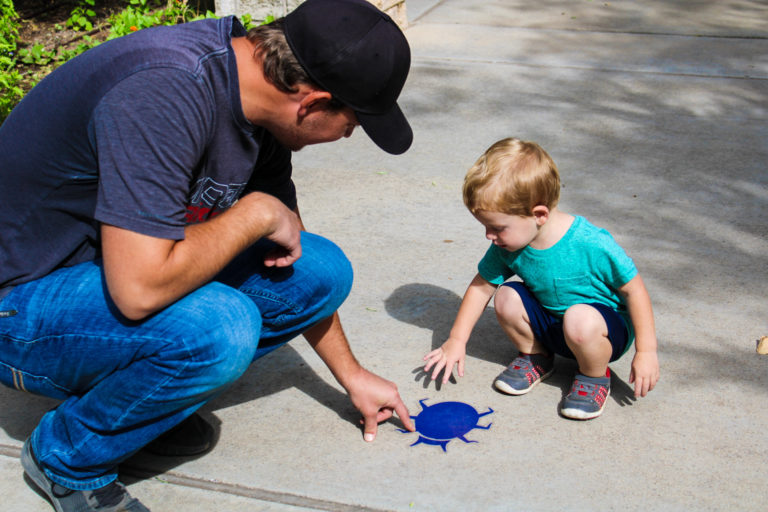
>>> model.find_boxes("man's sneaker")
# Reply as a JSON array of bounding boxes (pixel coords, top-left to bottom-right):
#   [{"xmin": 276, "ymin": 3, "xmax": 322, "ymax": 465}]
[
  {"xmin": 21, "ymin": 438, "xmax": 150, "ymax": 512},
  {"xmin": 560, "ymin": 369, "xmax": 611, "ymax": 420},
  {"xmin": 493, "ymin": 353, "xmax": 555, "ymax": 395},
  {"xmin": 144, "ymin": 412, "xmax": 214, "ymax": 457}
]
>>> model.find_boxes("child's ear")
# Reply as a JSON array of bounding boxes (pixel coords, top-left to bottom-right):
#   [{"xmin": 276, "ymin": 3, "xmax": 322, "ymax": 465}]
[{"xmin": 531, "ymin": 205, "xmax": 550, "ymax": 226}]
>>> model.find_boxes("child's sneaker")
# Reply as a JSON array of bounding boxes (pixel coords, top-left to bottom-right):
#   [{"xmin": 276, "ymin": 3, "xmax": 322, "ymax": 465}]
[
  {"xmin": 560, "ymin": 370, "xmax": 611, "ymax": 420},
  {"xmin": 21, "ymin": 438, "xmax": 150, "ymax": 511},
  {"xmin": 493, "ymin": 353, "xmax": 554, "ymax": 395}
]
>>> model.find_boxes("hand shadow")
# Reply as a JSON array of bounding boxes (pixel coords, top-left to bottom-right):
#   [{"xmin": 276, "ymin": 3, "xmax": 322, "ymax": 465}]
[
  {"xmin": 609, "ymin": 372, "xmax": 637, "ymax": 407},
  {"xmin": 385, "ymin": 283, "xmax": 510, "ymax": 391},
  {"xmin": 412, "ymin": 365, "xmax": 457, "ymax": 390}
]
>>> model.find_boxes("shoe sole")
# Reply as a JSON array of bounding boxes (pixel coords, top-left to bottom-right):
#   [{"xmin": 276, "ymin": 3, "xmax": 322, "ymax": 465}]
[
  {"xmin": 493, "ymin": 368, "xmax": 554, "ymax": 395},
  {"xmin": 21, "ymin": 440, "xmax": 66, "ymax": 512},
  {"xmin": 559, "ymin": 389, "xmax": 611, "ymax": 420}
]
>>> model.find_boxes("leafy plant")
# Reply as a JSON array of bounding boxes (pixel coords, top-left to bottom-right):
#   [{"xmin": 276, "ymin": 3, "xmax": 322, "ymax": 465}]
[
  {"xmin": 67, "ymin": 0, "xmax": 98, "ymax": 32},
  {"xmin": 2, "ymin": 0, "xmax": 268, "ymax": 124},
  {"xmin": 55, "ymin": 35, "xmax": 97, "ymax": 63},
  {"xmin": 108, "ymin": 0, "xmax": 164, "ymax": 39},
  {"xmin": 107, "ymin": 0, "xmax": 210, "ymax": 40},
  {"xmin": 17, "ymin": 44, "xmax": 56, "ymax": 66},
  {"xmin": 0, "ymin": 0, "xmax": 23, "ymax": 122},
  {"xmin": 0, "ymin": 0, "xmax": 18, "ymax": 64}
]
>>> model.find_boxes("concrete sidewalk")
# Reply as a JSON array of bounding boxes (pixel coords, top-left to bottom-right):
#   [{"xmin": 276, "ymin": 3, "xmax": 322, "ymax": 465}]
[{"xmin": 2, "ymin": 0, "xmax": 767, "ymax": 510}]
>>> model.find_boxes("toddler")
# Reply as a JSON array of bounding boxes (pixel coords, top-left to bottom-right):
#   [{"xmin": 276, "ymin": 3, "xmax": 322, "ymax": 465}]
[{"xmin": 423, "ymin": 137, "xmax": 659, "ymax": 419}]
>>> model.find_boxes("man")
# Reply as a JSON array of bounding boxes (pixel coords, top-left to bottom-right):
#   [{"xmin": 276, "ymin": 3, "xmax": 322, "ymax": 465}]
[{"xmin": 0, "ymin": 0, "xmax": 415, "ymax": 510}]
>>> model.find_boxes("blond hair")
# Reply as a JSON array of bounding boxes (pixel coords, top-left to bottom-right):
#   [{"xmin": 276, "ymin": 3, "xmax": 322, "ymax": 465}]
[{"xmin": 463, "ymin": 137, "xmax": 560, "ymax": 216}]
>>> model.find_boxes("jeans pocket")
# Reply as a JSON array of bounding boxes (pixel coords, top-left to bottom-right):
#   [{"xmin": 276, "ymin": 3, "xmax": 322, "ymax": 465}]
[{"xmin": 0, "ymin": 361, "xmax": 71, "ymax": 400}]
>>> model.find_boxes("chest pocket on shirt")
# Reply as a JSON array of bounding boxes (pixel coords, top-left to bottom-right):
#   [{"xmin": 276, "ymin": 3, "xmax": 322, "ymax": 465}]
[{"xmin": 554, "ymin": 274, "xmax": 591, "ymax": 306}]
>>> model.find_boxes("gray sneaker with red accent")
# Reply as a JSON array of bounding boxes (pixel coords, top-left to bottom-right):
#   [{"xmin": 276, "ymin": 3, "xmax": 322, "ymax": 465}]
[
  {"xmin": 493, "ymin": 353, "xmax": 555, "ymax": 395},
  {"xmin": 560, "ymin": 370, "xmax": 611, "ymax": 420}
]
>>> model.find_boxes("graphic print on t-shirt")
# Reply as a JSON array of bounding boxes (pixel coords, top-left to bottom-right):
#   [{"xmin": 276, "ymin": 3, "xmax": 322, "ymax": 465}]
[{"xmin": 185, "ymin": 177, "xmax": 246, "ymax": 224}]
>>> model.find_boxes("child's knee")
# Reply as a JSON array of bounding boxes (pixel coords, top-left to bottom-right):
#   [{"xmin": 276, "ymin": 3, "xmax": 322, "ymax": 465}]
[
  {"xmin": 562, "ymin": 304, "xmax": 607, "ymax": 346},
  {"xmin": 494, "ymin": 285, "xmax": 526, "ymax": 321}
]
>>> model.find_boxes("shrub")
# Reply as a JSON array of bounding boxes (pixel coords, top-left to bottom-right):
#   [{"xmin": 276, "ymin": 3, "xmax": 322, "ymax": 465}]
[{"xmin": 0, "ymin": 0, "xmax": 24, "ymax": 122}]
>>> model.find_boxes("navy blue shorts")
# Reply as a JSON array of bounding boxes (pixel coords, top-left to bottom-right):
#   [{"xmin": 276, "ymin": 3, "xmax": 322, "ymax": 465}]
[{"xmin": 501, "ymin": 281, "xmax": 630, "ymax": 362}]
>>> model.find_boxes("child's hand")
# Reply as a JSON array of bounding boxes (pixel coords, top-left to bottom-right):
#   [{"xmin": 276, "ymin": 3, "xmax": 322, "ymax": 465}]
[
  {"xmin": 629, "ymin": 350, "xmax": 659, "ymax": 397},
  {"xmin": 423, "ymin": 338, "xmax": 466, "ymax": 384}
]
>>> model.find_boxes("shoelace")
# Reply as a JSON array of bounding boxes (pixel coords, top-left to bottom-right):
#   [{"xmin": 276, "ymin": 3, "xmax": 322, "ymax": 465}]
[
  {"xmin": 511, "ymin": 357, "xmax": 545, "ymax": 382},
  {"xmin": 572, "ymin": 380, "xmax": 608, "ymax": 404}
]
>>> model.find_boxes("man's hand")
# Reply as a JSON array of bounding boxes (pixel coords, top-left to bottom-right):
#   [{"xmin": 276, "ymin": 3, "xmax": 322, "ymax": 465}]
[
  {"xmin": 259, "ymin": 198, "xmax": 302, "ymax": 267},
  {"xmin": 346, "ymin": 367, "xmax": 414, "ymax": 442},
  {"xmin": 303, "ymin": 313, "xmax": 414, "ymax": 442}
]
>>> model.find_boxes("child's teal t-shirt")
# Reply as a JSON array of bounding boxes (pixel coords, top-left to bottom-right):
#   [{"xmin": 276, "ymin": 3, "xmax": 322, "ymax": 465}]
[{"xmin": 478, "ymin": 215, "xmax": 638, "ymax": 340}]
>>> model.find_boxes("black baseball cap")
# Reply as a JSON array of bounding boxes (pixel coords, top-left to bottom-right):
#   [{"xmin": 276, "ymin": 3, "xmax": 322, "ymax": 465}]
[{"xmin": 284, "ymin": 0, "xmax": 413, "ymax": 155}]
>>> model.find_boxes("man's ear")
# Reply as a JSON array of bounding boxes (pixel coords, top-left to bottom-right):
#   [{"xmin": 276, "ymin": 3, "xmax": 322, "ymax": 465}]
[
  {"xmin": 532, "ymin": 205, "xmax": 550, "ymax": 226},
  {"xmin": 297, "ymin": 90, "xmax": 333, "ymax": 118}
]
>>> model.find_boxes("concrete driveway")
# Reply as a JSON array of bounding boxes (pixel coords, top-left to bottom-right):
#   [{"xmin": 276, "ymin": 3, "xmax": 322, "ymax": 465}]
[{"xmin": 2, "ymin": 1, "xmax": 766, "ymax": 510}]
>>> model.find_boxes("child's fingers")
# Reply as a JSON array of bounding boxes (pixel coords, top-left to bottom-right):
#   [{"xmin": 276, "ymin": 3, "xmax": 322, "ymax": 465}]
[
  {"xmin": 430, "ymin": 360, "xmax": 446, "ymax": 381},
  {"xmin": 423, "ymin": 348, "xmax": 442, "ymax": 361},
  {"xmin": 630, "ymin": 368, "xmax": 645, "ymax": 397},
  {"xmin": 441, "ymin": 364, "xmax": 453, "ymax": 384},
  {"xmin": 634, "ymin": 377, "xmax": 648, "ymax": 397},
  {"xmin": 422, "ymin": 349, "xmax": 443, "ymax": 371},
  {"xmin": 634, "ymin": 374, "xmax": 655, "ymax": 397}
]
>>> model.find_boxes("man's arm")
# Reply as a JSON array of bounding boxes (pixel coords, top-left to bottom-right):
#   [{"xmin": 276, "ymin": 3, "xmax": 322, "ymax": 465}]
[
  {"xmin": 293, "ymin": 206, "xmax": 413, "ymax": 441},
  {"xmin": 303, "ymin": 313, "xmax": 414, "ymax": 442},
  {"xmin": 101, "ymin": 191, "xmax": 302, "ymax": 320}
]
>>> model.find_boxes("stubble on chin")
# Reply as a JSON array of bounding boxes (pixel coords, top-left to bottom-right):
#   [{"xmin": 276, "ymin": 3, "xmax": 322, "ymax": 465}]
[{"xmin": 267, "ymin": 129, "xmax": 305, "ymax": 152}]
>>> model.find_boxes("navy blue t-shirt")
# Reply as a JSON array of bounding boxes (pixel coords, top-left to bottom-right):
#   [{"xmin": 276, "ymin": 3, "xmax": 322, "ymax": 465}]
[{"xmin": 0, "ymin": 16, "xmax": 296, "ymax": 292}]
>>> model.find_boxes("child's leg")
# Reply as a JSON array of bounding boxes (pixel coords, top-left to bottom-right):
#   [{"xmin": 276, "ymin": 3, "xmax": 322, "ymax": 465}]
[
  {"xmin": 492, "ymin": 283, "xmax": 556, "ymax": 395},
  {"xmin": 562, "ymin": 304, "xmax": 612, "ymax": 378},
  {"xmin": 494, "ymin": 284, "xmax": 548, "ymax": 355},
  {"xmin": 560, "ymin": 304, "xmax": 629, "ymax": 420}
]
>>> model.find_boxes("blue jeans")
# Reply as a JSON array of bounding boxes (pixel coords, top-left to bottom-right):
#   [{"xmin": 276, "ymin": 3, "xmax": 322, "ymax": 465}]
[{"xmin": 0, "ymin": 232, "xmax": 352, "ymax": 490}]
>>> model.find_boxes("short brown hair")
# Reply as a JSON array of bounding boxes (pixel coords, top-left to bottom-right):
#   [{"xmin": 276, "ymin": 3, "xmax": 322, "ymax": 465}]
[
  {"xmin": 463, "ymin": 137, "xmax": 560, "ymax": 216},
  {"xmin": 246, "ymin": 19, "xmax": 345, "ymax": 110},
  {"xmin": 246, "ymin": 19, "xmax": 315, "ymax": 94}
]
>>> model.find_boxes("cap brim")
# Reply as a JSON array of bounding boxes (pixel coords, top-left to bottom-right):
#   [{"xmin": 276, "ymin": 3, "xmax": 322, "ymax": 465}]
[{"xmin": 356, "ymin": 103, "xmax": 413, "ymax": 155}]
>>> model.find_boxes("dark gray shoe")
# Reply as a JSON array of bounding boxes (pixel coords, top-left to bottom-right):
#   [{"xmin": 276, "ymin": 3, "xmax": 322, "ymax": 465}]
[
  {"xmin": 21, "ymin": 439, "xmax": 150, "ymax": 512},
  {"xmin": 144, "ymin": 412, "xmax": 214, "ymax": 457},
  {"xmin": 560, "ymin": 370, "xmax": 611, "ymax": 420},
  {"xmin": 493, "ymin": 353, "xmax": 555, "ymax": 395}
]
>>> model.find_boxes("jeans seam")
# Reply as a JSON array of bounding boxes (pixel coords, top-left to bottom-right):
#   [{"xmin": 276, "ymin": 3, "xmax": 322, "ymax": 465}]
[
  {"xmin": 0, "ymin": 361, "xmax": 72, "ymax": 394},
  {"xmin": 238, "ymin": 287, "xmax": 301, "ymax": 312}
]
